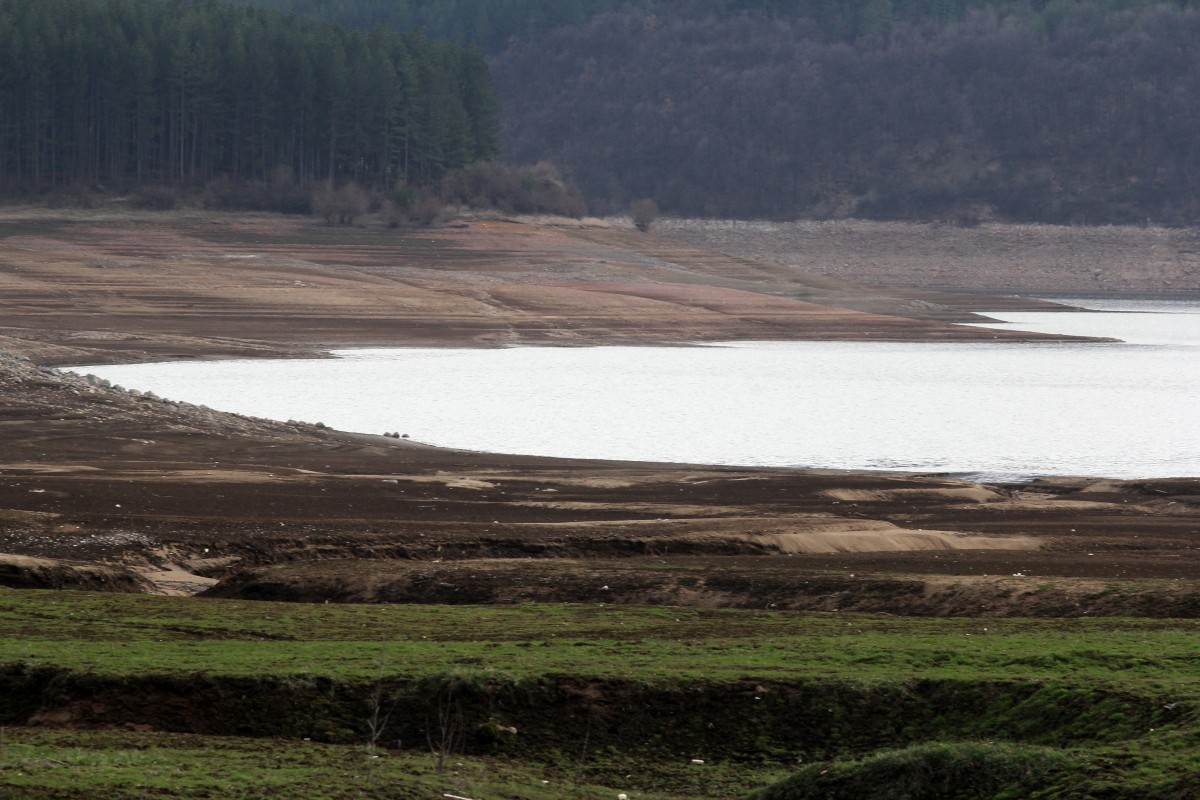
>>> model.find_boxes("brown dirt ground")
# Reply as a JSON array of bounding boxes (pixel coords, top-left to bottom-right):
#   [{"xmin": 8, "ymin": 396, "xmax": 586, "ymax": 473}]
[{"xmin": 0, "ymin": 207, "xmax": 1196, "ymax": 612}]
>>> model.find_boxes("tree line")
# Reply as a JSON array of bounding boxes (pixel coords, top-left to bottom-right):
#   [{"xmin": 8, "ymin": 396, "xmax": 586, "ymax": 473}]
[
  {"xmin": 0, "ymin": 0, "xmax": 498, "ymax": 195},
  {"xmin": 225, "ymin": 0, "xmax": 1200, "ymax": 224},
  {"xmin": 231, "ymin": 0, "xmax": 625, "ymax": 52},
  {"xmin": 231, "ymin": 0, "xmax": 1200, "ymax": 50}
]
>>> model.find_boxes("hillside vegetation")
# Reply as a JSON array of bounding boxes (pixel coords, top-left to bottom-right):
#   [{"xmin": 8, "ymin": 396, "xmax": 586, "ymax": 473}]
[
  {"xmin": 231, "ymin": 0, "xmax": 1200, "ymax": 51},
  {"xmin": 237, "ymin": 0, "xmax": 1200, "ymax": 224},
  {"xmin": 0, "ymin": 0, "xmax": 497, "ymax": 195},
  {"xmin": 494, "ymin": 1, "xmax": 1200, "ymax": 223}
]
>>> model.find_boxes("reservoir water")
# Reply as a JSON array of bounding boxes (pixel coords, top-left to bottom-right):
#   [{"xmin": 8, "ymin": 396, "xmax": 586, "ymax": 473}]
[{"xmin": 68, "ymin": 298, "xmax": 1200, "ymax": 480}]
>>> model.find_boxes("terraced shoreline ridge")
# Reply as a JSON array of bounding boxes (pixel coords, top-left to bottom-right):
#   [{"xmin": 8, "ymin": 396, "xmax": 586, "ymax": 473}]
[
  {"xmin": 1, "ymin": 592, "xmax": 1198, "ymax": 799},
  {"xmin": 0, "ymin": 207, "xmax": 1198, "ymax": 798}
]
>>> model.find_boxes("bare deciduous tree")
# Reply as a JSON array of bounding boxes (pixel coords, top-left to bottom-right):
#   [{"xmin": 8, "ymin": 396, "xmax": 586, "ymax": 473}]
[
  {"xmin": 427, "ymin": 682, "xmax": 465, "ymax": 773},
  {"xmin": 312, "ymin": 182, "xmax": 370, "ymax": 226},
  {"xmin": 630, "ymin": 198, "xmax": 660, "ymax": 232},
  {"xmin": 365, "ymin": 680, "xmax": 395, "ymax": 771}
]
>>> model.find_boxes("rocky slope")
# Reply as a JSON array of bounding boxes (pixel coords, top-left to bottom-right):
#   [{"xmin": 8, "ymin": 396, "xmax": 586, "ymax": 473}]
[{"xmin": 661, "ymin": 218, "xmax": 1200, "ymax": 294}]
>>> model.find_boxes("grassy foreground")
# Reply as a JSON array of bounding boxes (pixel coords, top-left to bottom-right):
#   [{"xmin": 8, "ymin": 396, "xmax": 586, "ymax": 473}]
[
  {"xmin": 1, "ymin": 728, "xmax": 767, "ymax": 800},
  {"xmin": 0, "ymin": 589, "xmax": 1197, "ymax": 798},
  {"xmin": 2, "ymin": 590, "xmax": 1199, "ymax": 684}
]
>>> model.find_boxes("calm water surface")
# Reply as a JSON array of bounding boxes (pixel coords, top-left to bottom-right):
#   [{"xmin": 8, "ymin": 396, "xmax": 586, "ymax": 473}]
[{"xmin": 69, "ymin": 298, "xmax": 1200, "ymax": 479}]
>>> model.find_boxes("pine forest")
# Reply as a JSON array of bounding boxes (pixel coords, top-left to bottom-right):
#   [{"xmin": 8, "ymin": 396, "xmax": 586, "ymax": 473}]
[{"xmin": 0, "ymin": 0, "xmax": 498, "ymax": 193}]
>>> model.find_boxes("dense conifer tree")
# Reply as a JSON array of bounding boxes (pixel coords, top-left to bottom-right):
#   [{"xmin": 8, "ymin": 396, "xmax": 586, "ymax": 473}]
[{"xmin": 0, "ymin": 0, "xmax": 499, "ymax": 193}]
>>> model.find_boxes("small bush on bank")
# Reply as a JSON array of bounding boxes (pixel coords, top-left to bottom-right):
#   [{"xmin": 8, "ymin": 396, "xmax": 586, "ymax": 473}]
[
  {"xmin": 392, "ymin": 183, "xmax": 420, "ymax": 212},
  {"xmin": 411, "ymin": 195, "xmax": 445, "ymax": 226},
  {"xmin": 381, "ymin": 199, "xmax": 407, "ymax": 229},
  {"xmin": 442, "ymin": 161, "xmax": 587, "ymax": 218},
  {"xmin": 629, "ymin": 198, "xmax": 660, "ymax": 231},
  {"xmin": 129, "ymin": 185, "xmax": 178, "ymax": 210},
  {"xmin": 380, "ymin": 184, "xmax": 443, "ymax": 228},
  {"xmin": 203, "ymin": 172, "xmax": 312, "ymax": 214},
  {"xmin": 312, "ymin": 182, "xmax": 370, "ymax": 226},
  {"xmin": 44, "ymin": 186, "xmax": 97, "ymax": 209}
]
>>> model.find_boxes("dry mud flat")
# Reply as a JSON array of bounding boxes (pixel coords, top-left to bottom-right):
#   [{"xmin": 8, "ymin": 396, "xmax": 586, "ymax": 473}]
[
  {"xmin": 0, "ymin": 207, "xmax": 1087, "ymax": 367},
  {"xmin": 0, "ymin": 208, "xmax": 1196, "ymax": 611}
]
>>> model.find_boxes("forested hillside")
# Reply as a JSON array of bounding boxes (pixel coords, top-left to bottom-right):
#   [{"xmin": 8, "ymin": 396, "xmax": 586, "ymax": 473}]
[
  {"xmin": 5, "ymin": 0, "xmax": 1197, "ymax": 223},
  {"xmin": 0, "ymin": 0, "xmax": 497, "ymax": 193},
  {"xmin": 232, "ymin": 0, "xmax": 1200, "ymax": 225},
  {"xmin": 231, "ymin": 0, "xmax": 628, "ymax": 51},
  {"xmin": 493, "ymin": 1, "xmax": 1200, "ymax": 223},
  {"xmin": 232, "ymin": 0, "xmax": 1198, "ymax": 50}
]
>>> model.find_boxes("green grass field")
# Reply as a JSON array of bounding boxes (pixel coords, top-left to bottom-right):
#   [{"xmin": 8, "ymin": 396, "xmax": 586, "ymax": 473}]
[
  {"xmin": 0, "ymin": 590, "xmax": 1197, "ymax": 685},
  {"xmin": 0, "ymin": 727, "xmax": 776, "ymax": 800},
  {"xmin": 0, "ymin": 589, "xmax": 1197, "ymax": 799}
]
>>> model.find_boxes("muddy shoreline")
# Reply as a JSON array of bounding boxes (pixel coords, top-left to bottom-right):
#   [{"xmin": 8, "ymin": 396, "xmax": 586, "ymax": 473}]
[{"xmin": 0, "ymin": 208, "xmax": 1197, "ymax": 609}]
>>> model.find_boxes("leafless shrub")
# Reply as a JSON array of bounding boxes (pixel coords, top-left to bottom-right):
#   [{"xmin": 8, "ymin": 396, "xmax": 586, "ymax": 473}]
[
  {"xmin": 412, "ymin": 195, "xmax": 446, "ymax": 227},
  {"xmin": 381, "ymin": 199, "xmax": 408, "ymax": 230},
  {"xmin": 365, "ymin": 680, "xmax": 395, "ymax": 773},
  {"xmin": 44, "ymin": 185, "xmax": 97, "ymax": 209},
  {"xmin": 312, "ymin": 182, "xmax": 369, "ymax": 225},
  {"xmin": 442, "ymin": 161, "xmax": 587, "ymax": 218},
  {"xmin": 336, "ymin": 183, "xmax": 370, "ymax": 225},
  {"xmin": 630, "ymin": 198, "xmax": 660, "ymax": 231},
  {"xmin": 427, "ymin": 682, "xmax": 464, "ymax": 773},
  {"xmin": 202, "ymin": 165, "xmax": 314, "ymax": 214},
  {"xmin": 130, "ymin": 185, "xmax": 178, "ymax": 210}
]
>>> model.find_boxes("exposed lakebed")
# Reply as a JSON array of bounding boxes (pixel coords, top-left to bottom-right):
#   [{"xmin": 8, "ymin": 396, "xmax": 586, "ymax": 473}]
[{"xmin": 69, "ymin": 298, "xmax": 1200, "ymax": 480}]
